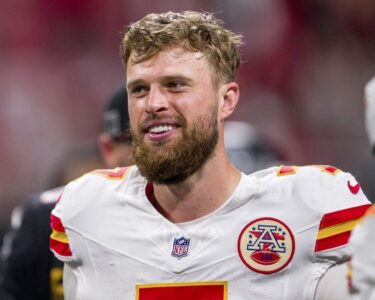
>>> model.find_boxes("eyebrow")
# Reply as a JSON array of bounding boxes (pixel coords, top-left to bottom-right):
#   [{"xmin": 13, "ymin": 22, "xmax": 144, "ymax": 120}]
[
  {"xmin": 127, "ymin": 79, "xmax": 148, "ymax": 91},
  {"xmin": 161, "ymin": 75, "xmax": 193, "ymax": 85},
  {"xmin": 127, "ymin": 75, "xmax": 194, "ymax": 90}
]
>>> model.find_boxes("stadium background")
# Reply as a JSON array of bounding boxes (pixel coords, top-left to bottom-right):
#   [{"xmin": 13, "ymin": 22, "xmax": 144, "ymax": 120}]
[{"xmin": 1, "ymin": 0, "xmax": 375, "ymax": 240}]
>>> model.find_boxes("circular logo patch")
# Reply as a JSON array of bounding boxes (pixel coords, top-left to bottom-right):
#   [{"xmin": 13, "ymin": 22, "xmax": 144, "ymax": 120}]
[{"xmin": 237, "ymin": 217, "xmax": 295, "ymax": 274}]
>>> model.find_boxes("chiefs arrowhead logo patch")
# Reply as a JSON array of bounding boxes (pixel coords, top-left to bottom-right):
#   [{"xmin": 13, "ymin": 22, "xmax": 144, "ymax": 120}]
[
  {"xmin": 347, "ymin": 180, "xmax": 360, "ymax": 195},
  {"xmin": 238, "ymin": 217, "xmax": 295, "ymax": 275}
]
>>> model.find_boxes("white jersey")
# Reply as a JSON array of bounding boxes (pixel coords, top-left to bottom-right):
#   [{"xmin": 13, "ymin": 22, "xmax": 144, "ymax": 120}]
[
  {"xmin": 50, "ymin": 165, "xmax": 370, "ymax": 300},
  {"xmin": 349, "ymin": 205, "xmax": 375, "ymax": 300}
]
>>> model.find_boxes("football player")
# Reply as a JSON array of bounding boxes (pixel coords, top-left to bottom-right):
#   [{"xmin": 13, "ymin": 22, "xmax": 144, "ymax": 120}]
[{"xmin": 50, "ymin": 11, "xmax": 371, "ymax": 299}]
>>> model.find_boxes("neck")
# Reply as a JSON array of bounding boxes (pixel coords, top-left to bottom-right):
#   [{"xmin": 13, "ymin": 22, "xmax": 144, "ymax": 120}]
[{"xmin": 151, "ymin": 148, "xmax": 241, "ymax": 223}]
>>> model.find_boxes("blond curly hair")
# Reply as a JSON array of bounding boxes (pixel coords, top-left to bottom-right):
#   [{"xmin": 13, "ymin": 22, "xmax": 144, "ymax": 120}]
[{"xmin": 121, "ymin": 11, "xmax": 243, "ymax": 86}]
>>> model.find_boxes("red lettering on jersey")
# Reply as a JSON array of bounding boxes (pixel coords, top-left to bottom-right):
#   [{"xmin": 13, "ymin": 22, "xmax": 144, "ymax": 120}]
[
  {"xmin": 277, "ymin": 166, "xmax": 297, "ymax": 176},
  {"xmin": 136, "ymin": 282, "xmax": 227, "ymax": 300}
]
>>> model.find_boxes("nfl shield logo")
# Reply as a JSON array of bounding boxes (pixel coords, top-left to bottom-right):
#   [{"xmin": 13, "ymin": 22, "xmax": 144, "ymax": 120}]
[{"xmin": 171, "ymin": 237, "xmax": 190, "ymax": 259}]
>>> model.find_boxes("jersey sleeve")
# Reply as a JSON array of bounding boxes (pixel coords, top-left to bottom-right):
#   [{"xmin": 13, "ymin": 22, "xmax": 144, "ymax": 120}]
[
  {"xmin": 348, "ymin": 205, "xmax": 375, "ymax": 298},
  {"xmin": 312, "ymin": 166, "xmax": 371, "ymax": 260},
  {"xmin": 48, "ymin": 168, "xmax": 130, "ymax": 264},
  {"xmin": 50, "ymin": 190, "xmax": 76, "ymax": 263}
]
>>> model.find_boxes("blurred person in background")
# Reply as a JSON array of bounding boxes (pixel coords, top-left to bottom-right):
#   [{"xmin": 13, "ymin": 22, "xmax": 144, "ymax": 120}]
[
  {"xmin": 0, "ymin": 143, "xmax": 103, "ymax": 300},
  {"xmin": 348, "ymin": 75, "xmax": 375, "ymax": 300},
  {"xmin": 50, "ymin": 11, "xmax": 370, "ymax": 299},
  {"xmin": 0, "ymin": 86, "xmax": 133, "ymax": 300}
]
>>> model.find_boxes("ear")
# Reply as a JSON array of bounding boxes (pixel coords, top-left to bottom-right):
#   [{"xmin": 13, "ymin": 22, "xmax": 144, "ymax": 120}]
[
  {"xmin": 218, "ymin": 82, "xmax": 240, "ymax": 121},
  {"xmin": 98, "ymin": 133, "xmax": 115, "ymax": 163}
]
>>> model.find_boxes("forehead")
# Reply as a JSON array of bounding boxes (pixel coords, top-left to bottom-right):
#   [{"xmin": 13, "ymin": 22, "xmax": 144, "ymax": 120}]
[{"xmin": 126, "ymin": 47, "xmax": 212, "ymax": 83}]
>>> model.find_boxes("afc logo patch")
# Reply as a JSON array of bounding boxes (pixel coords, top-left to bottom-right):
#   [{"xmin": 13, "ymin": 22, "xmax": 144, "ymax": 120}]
[{"xmin": 237, "ymin": 217, "xmax": 295, "ymax": 274}]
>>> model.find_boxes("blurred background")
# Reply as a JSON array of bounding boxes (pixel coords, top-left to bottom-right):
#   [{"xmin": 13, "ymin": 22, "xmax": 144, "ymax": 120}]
[{"xmin": 1, "ymin": 0, "xmax": 375, "ymax": 241}]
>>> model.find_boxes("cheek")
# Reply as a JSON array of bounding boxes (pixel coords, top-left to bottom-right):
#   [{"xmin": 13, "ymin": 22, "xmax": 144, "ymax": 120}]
[
  {"xmin": 128, "ymin": 103, "xmax": 142, "ymax": 124},
  {"xmin": 182, "ymin": 90, "xmax": 216, "ymax": 112}
]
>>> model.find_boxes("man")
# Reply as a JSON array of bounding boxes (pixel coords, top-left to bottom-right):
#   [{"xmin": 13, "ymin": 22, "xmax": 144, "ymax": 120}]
[
  {"xmin": 50, "ymin": 11, "xmax": 371, "ymax": 299},
  {"xmin": 348, "ymin": 75, "xmax": 375, "ymax": 300},
  {"xmin": 0, "ymin": 87, "xmax": 132, "ymax": 300}
]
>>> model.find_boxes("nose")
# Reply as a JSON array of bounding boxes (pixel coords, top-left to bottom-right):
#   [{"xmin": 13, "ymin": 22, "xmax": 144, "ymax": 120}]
[{"xmin": 145, "ymin": 86, "xmax": 169, "ymax": 114}]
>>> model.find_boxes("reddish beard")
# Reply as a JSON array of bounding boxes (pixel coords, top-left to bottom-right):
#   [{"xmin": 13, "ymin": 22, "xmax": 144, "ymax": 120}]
[{"xmin": 131, "ymin": 107, "xmax": 218, "ymax": 185}]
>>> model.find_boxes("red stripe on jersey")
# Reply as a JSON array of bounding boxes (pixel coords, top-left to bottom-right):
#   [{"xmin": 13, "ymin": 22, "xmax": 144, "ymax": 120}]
[
  {"xmin": 314, "ymin": 231, "xmax": 351, "ymax": 252},
  {"xmin": 319, "ymin": 204, "xmax": 371, "ymax": 229},
  {"xmin": 50, "ymin": 214, "xmax": 65, "ymax": 232},
  {"xmin": 50, "ymin": 237, "xmax": 72, "ymax": 257},
  {"xmin": 137, "ymin": 284, "xmax": 226, "ymax": 300}
]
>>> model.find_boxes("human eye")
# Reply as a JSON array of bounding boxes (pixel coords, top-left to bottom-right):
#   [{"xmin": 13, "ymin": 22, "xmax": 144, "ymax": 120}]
[
  {"xmin": 130, "ymin": 85, "xmax": 148, "ymax": 97},
  {"xmin": 166, "ymin": 81, "xmax": 186, "ymax": 91}
]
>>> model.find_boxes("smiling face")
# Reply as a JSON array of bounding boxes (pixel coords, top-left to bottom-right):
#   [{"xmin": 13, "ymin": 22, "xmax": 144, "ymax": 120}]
[{"xmin": 127, "ymin": 47, "xmax": 220, "ymax": 184}]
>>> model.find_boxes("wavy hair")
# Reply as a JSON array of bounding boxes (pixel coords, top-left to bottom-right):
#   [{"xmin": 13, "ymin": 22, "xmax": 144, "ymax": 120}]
[{"xmin": 121, "ymin": 11, "xmax": 243, "ymax": 86}]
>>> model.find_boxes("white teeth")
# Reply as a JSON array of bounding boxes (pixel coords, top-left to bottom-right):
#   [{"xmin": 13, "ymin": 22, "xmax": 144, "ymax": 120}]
[{"xmin": 149, "ymin": 125, "xmax": 173, "ymax": 133}]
